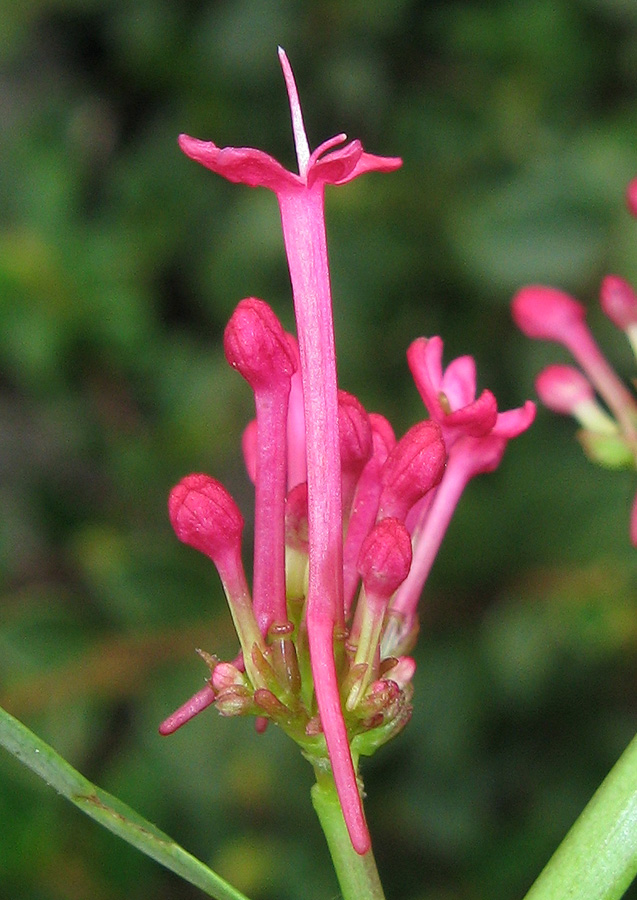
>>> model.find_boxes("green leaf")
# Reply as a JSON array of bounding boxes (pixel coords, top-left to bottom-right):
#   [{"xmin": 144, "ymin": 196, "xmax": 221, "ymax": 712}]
[
  {"xmin": 0, "ymin": 705, "xmax": 252, "ymax": 900},
  {"xmin": 523, "ymin": 731, "xmax": 637, "ymax": 900}
]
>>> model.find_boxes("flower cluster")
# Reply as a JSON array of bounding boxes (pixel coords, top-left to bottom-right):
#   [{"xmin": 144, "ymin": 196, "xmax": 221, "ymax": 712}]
[
  {"xmin": 512, "ymin": 180, "xmax": 637, "ymax": 545},
  {"xmin": 160, "ymin": 49, "xmax": 534, "ymax": 855}
]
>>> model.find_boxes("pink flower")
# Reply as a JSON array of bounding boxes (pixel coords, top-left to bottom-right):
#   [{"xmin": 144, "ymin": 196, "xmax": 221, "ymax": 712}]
[
  {"xmin": 170, "ymin": 50, "xmax": 400, "ymax": 855},
  {"xmin": 407, "ymin": 336, "xmax": 498, "ymax": 446},
  {"xmin": 383, "ymin": 337, "xmax": 535, "ymax": 653},
  {"xmin": 512, "ymin": 192, "xmax": 637, "ymax": 546}
]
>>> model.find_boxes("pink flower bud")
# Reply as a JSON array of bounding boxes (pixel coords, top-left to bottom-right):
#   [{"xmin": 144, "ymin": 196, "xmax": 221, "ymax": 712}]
[
  {"xmin": 369, "ymin": 413, "xmax": 396, "ymax": 455},
  {"xmin": 600, "ymin": 275, "xmax": 637, "ymax": 330},
  {"xmin": 338, "ymin": 390, "xmax": 373, "ymax": 512},
  {"xmin": 511, "ymin": 285, "xmax": 586, "ymax": 343},
  {"xmin": 224, "ymin": 297, "xmax": 296, "ymax": 389},
  {"xmin": 169, "ymin": 473, "xmax": 243, "ymax": 564},
  {"xmin": 535, "ymin": 365, "xmax": 594, "ymax": 415},
  {"xmin": 357, "ymin": 517, "xmax": 412, "ymax": 602},
  {"xmin": 212, "ymin": 662, "xmax": 248, "ymax": 692},
  {"xmin": 379, "ymin": 421, "xmax": 446, "ymax": 521},
  {"xmin": 342, "ymin": 417, "xmax": 396, "ymax": 615}
]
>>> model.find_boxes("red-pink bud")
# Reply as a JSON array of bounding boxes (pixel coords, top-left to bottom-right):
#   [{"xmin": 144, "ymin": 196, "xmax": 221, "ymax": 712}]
[
  {"xmin": 379, "ymin": 421, "xmax": 446, "ymax": 520},
  {"xmin": 536, "ymin": 364, "xmax": 594, "ymax": 415},
  {"xmin": 512, "ymin": 285, "xmax": 586, "ymax": 343},
  {"xmin": 224, "ymin": 297, "xmax": 296, "ymax": 389},
  {"xmin": 358, "ymin": 517, "xmax": 412, "ymax": 601},
  {"xmin": 339, "ymin": 390, "xmax": 373, "ymax": 511},
  {"xmin": 369, "ymin": 413, "xmax": 396, "ymax": 456},
  {"xmin": 169, "ymin": 473, "xmax": 244, "ymax": 564},
  {"xmin": 339, "ymin": 390, "xmax": 373, "ymax": 471},
  {"xmin": 600, "ymin": 275, "xmax": 637, "ymax": 330}
]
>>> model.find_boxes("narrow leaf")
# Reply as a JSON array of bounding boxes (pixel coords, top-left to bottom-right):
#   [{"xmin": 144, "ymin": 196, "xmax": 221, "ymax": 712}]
[
  {"xmin": 524, "ymin": 731, "xmax": 637, "ymax": 900},
  {"xmin": 0, "ymin": 705, "xmax": 252, "ymax": 900}
]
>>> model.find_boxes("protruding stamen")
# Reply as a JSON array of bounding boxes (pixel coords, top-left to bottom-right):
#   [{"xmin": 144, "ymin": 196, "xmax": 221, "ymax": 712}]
[{"xmin": 278, "ymin": 47, "xmax": 311, "ymax": 178}]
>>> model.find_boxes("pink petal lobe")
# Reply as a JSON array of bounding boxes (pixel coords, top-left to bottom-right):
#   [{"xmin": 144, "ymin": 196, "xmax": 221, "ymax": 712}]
[
  {"xmin": 343, "ymin": 150, "xmax": 403, "ymax": 182},
  {"xmin": 307, "ymin": 139, "xmax": 363, "ymax": 187},
  {"xmin": 442, "ymin": 355, "xmax": 477, "ymax": 408},
  {"xmin": 492, "ymin": 400, "xmax": 536, "ymax": 438},
  {"xmin": 407, "ymin": 337, "xmax": 445, "ymax": 411},
  {"xmin": 443, "ymin": 389, "xmax": 498, "ymax": 437},
  {"xmin": 179, "ymin": 135, "xmax": 300, "ymax": 191}
]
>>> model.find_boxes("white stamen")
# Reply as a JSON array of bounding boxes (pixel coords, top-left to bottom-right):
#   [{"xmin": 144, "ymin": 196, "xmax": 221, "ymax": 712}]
[{"xmin": 278, "ymin": 47, "xmax": 311, "ymax": 178}]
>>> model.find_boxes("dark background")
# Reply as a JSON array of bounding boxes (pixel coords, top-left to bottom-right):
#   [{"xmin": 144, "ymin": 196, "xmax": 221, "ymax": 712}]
[{"xmin": 1, "ymin": 1, "xmax": 637, "ymax": 898}]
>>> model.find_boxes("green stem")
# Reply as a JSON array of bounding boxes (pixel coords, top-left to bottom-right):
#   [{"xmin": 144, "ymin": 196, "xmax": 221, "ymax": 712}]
[
  {"xmin": 523, "ymin": 731, "xmax": 637, "ymax": 900},
  {"xmin": 311, "ymin": 766, "xmax": 386, "ymax": 900}
]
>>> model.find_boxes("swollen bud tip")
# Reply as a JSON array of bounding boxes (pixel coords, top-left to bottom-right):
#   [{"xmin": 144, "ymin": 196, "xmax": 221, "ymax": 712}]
[{"xmin": 169, "ymin": 474, "xmax": 243, "ymax": 563}]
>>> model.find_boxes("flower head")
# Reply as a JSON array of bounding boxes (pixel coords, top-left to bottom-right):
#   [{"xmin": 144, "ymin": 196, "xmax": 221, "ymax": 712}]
[{"xmin": 162, "ymin": 50, "xmax": 533, "ymax": 857}]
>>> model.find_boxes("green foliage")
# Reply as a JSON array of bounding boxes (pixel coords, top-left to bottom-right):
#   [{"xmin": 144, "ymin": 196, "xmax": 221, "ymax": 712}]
[{"xmin": 1, "ymin": 1, "xmax": 637, "ymax": 898}]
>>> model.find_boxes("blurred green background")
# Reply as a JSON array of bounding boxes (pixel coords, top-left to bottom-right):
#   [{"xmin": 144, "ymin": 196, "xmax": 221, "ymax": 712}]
[{"xmin": 1, "ymin": 1, "xmax": 637, "ymax": 898}]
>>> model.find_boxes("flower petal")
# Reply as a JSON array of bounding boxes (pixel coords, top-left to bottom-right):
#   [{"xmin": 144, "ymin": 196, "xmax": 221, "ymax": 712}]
[
  {"xmin": 178, "ymin": 135, "xmax": 300, "ymax": 191},
  {"xmin": 492, "ymin": 400, "xmax": 536, "ymax": 437}
]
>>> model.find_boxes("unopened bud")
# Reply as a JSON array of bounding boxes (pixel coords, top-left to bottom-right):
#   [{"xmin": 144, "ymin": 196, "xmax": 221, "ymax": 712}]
[
  {"xmin": 512, "ymin": 285, "xmax": 586, "ymax": 343},
  {"xmin": 169, "ymin": 474, "xmax": 243, "ymax": 565},
  {"xmin": 379, "ymin": 421, "xmax": 446, "ymax": 520},
  {"xmin": 224, "ymin": 297, "xmax": 296, "ymax": 389}
]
